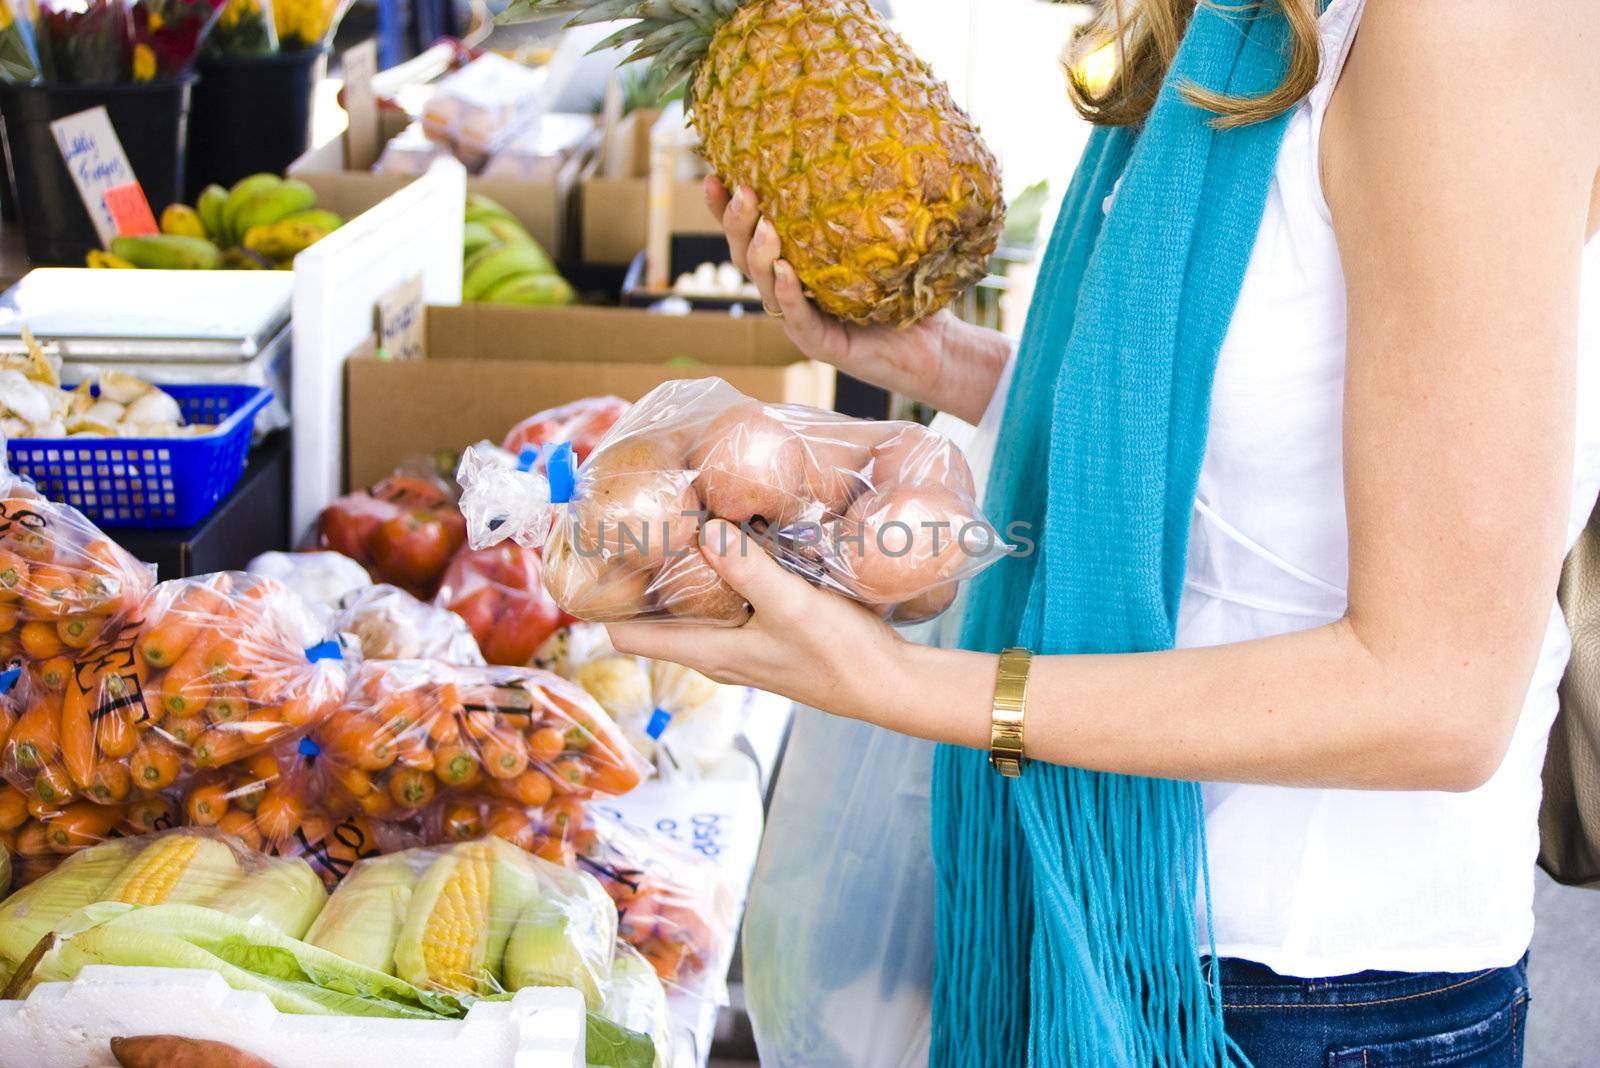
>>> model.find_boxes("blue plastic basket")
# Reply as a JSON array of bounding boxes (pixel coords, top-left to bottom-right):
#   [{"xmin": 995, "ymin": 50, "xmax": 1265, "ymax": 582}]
[{"xmin": 6, "ymin": 384, "xmax": 273, "ymax": 529}]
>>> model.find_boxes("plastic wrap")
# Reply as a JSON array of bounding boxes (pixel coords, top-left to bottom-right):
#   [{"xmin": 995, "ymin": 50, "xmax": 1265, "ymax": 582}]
[
  {"xmin": 295, "ymin": 660, "xmax": 646, "ymax": 824},
  {"xmin": 245, "ymin": 550, "xmax": 372, "ymax": 633},
  {"xmin": 603, "ymin": 943, "xmax": 674, "ymax": 1068},
  {"xmin": 317, "ymin": 468, "xmax": 467, "ymax": 601},
  {"xmin": 0, "ymin": 827, "xmax": 329, "ymax": 984},
  {"xmin": 0, "ymin": 778, "xmax": 175, "ymax": 889},
  {"xmin": 458, "ymin": 377, "xmax": 1004, "ymax": 626},
  {"xmin": 0, "ymin": 472, "xmax": 155, "ymax": 664},
  {"xmin": 421, "ymin": 54, "xmax": 547, "ymax": 167},
  {"xmin": 0, "ymin": 572, "xmax": 348, "ymax": 811},
  {"xmin": 502, "ymin": 396, "xmax": 629, "ymax": 467},
  {"xmin": 206, "ymin": 0, "xmax": 276, "ymax": 55},
  {"xmin": 332, "ymin": 583, "xmax": 485, "ymax": 665},
  {"xmin": 481, "ymin": 113, "xmax": 596, "ymax": 182},
  {"xmin": 304, "ymin": 836, "xmax": 617, "ymax": 1005},
  {"xmin": 373, "ymin": 122, "xmax": 455, "ymax": 177},
  {"xmin": 436, "ymin": 543, "xmax": 565, "ymax": 667}
]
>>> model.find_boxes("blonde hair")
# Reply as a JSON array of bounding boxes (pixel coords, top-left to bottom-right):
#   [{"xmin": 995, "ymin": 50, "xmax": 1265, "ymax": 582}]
[{"xmin": 1067, "ymin": 0, "xmax": 1322, "ymax": 128}]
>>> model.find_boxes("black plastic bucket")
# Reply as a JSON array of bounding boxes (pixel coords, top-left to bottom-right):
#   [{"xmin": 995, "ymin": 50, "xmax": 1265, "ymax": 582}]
[
  {"xmin": 0, "ymin": 76, "xmax": 194, "ymax": 266},
  {"xmin": 185, "ymin": 48, "xmax": 328, "ymax": 199}
]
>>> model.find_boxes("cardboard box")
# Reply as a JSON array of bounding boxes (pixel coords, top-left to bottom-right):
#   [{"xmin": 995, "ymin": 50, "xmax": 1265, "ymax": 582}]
[
  {"xmin": 344, "ymin": 303, "xmax": 835, "ymax": 489},
  {"xmin": 290, "ymin": 111, "xmax": 590, "ymax": 259},
  {"xmin": 580, "ymin": 109, "xmax": 720, "ymax": 265}
]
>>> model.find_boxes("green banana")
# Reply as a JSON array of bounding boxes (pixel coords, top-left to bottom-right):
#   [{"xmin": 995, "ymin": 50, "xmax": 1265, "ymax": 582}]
[
  {"xmin": 221, "ymin": 173, "xmax": 282, "ymax": 245},
  {"xmin": 221, "ymin": 247, "xmax": 274, "ymax": 270},
  {"xmin": 480, "ymin": 272, "xmax": 575, "ymax": 306},
  {"xmin": 464, "ymin": 192, "xmax": 518, "ymax": 227},
  {"xmin": 481, "ymin": 216, "xmax": 534, "ymax": 245},
  {"xmin": 463, "ymin": 242, "xmax": 560, "ymax": 302},
  {"xmin": 160, "ymin": 203, "xmax": 206, "ymax": 238},
  {"xmin": 232, "ymin": 179, "xmax": 317, "ymax": 241},
  {"xmin": 243, "ymin": 216, "xmax": 337, "ymax": 260},
  {"xmin": 196, "ymin": 184, "xmax": 228, "ymax": 242},
  {"xmin": 279, "ymin": 207, "xmax": 343, "ymax": 232},
  {"xmin": 462, "ymin": 220, "xmax": 498, "ymax": 260},
  {"xmin": 109, "ymin": 234, "xmax": 222, "ymax": 270}
]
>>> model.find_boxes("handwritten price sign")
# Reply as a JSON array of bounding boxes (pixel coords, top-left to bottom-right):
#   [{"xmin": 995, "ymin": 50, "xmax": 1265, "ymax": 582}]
[{"xmin": 50, "ymin": 106, "xmax": 158, "ymax": 245}]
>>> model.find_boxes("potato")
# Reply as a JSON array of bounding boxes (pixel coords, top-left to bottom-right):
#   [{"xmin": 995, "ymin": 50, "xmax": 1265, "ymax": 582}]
[
  {"xmin": 688, "ymin": 404, "xmax": 807, "ymax": 525},
  {"xmin": 651, "ymin": 552, "xmax": 751, "ymax": 625},
  {"xmin": 833, "ymin": 485, "xmax": 979, "ymax": 604},
  {"xmin": 573, "ymin": 436, "xmax": 700, "ymax": 565},
  {"xmin": 865, "ymin": 423, "xmax": 978, "ymax": 499},
  {"xmin": 543, "ymin": 535, "xmax": 654, "ymax": 622},
  {"xmin": 890, "ymin": 580, "xmax": 959, "ymax": 624}
]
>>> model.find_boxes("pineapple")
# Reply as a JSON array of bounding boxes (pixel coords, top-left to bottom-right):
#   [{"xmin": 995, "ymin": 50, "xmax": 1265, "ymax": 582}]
[{"xmin": 504, "ymin": 0, "xmax": 1004, "ymax": 327}]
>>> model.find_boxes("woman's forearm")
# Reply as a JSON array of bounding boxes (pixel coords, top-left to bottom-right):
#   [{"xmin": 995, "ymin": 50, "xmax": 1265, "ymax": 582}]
[
  {"xmin": 878, "ymin": 618, "xmax": 1523, "ymax": 793},
  {"xmin": 845, "ymin": 313, "xmax": 1011, "ymax": 424}
]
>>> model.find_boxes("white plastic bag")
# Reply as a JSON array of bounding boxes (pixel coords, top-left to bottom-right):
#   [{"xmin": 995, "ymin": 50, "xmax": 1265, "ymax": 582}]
[{"xmin": 743, "ymin": 358, "xmax": 1014, "ymax": 1067}]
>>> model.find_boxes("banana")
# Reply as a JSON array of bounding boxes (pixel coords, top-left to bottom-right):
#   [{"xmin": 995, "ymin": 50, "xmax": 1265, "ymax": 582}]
[
  {"xmin": 85, "ymin": 249, "xmax": 136, "ymax": 269},
  {"xmin": 462, "ymin": 242, "xmax": 560, "ymax": 302},
  {"xmin": 480, "ymin": 273, "xmax": 575, "ymax": 306},
  {"xmin": 482, "ymin": 215, "xmax": 538, "ymax": 245},
  {"xmin": 462, "ymin": 221, "xmax": 497, "ymax": 260},
  {"xmin": 160, "ymin": 204, "xmax": 206, "ymax": 238},
  {"xmin": 232, "ymin": 179, "xmax": 317, "ymax": 241},
  {"xmin": 278, "ymin": 207, "xmax": 343, "ymax": 233},
  {"xmin": 243, "ymin": 215, "xmax": 337, "ymax": 260},
  {"xmin": 221, "ymin": 247, "xmax": 274, "ymax": 271},
  {"xmin": 221, "ymin": 173, "xmax": 283, "ymax": 245},
  {"xmin": 195, "ymin": 184, "xmax": 229, "ymax": 243},
  {"xmin": 109, "ymin": 235, "xmax": 222, "ymax": 270},
  {"xmin": 464, "ymin": 193, "xmax": 520, "ymax": 228}
]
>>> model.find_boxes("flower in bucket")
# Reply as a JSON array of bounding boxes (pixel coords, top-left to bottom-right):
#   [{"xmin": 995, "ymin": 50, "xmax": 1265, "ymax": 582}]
[
  {"xmin": 206, "ymin": 0, "xmax": 275, "ymax": 57},
  {"xmin": 130, "ymin": 0, "xmax": 225, "ymax": 78},
  {"xmin": 35, "ymin": 0, "xmax": 134, "ymax": 84},
  {"xmin": 272, "ymin": 0, "xmax": 348, "ymax": 51},
  {"xmin": 0, "ymin": 0, "xmax": 42, "ymax": 83}
]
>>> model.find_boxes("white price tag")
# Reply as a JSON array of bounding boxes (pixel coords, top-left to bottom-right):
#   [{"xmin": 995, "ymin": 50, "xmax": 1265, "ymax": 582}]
[
  {"xmin": 50, "ymin": 107, "xmax": 154, "ymax": 245},
  {"xmin": 374, "ymin": 273, "xmax": 425, "ymax": 361},
  {"xmin": 343, "ymin": 40, "xmax": 380, "ymax": 168}
]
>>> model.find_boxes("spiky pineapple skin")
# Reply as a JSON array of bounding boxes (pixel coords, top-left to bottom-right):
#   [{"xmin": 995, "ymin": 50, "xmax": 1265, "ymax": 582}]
[{"xmin": 691, "ymin": 0, "xmax": 1004, "ymax": 327}]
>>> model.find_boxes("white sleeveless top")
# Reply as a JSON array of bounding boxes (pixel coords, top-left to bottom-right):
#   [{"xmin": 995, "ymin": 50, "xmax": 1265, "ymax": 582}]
[{"xmin": 1179, "ymin": 0, "xmax": 1600, "ymax": 976}]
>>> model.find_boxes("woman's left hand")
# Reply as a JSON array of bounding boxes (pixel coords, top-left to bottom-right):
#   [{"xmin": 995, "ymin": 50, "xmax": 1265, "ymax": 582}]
[{"xmin": 607, "ymin": 520, "xmax": 906, "ymax": 720}]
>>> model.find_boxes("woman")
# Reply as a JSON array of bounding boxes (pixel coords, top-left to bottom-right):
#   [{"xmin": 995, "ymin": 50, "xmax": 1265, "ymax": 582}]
[{"xmin": 612, "ymin": 0, "xmax": 1600, "ymax": 1064}]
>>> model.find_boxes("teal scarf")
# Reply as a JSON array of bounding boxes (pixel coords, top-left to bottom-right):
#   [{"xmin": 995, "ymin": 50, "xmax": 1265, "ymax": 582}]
[{"xmin": 932, "ymin": 8, "xmax": 1299, "ymax": 1066}]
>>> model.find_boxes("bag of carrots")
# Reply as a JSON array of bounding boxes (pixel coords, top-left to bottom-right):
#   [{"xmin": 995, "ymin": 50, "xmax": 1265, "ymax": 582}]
[
  {"xmin": 1, "ymin": 572, "xmax": 348, "ymax": 812},
  {"xmin": 316, "ymin": 467, "xmax": 467, "ymax": 600},
  {"xmin": 0, "ymin": 475, "xmax": 155, "ymax": 665},
  {"xmin": 0, "ymin": 779, "xmax": 179, "ymax": 888},
  {"xmin": 295, "ymin": 659, "xmax": 647, "ymax": 824}
]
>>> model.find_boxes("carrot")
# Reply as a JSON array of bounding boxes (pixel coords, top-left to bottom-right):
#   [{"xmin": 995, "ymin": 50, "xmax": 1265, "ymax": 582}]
[
  {"xmin": 58, "ymin": 675, "xmax": 98, "ymax": 790},
  {"xmin": 230, "ymin": 779, "xmax": 264, "ymax": 813},
  {"xmin": 253, "ymin": 785, "xmax": 302, "ymax": 842},
  {"xmin": 355, "ymin": 788, "xmax": 399, "ymax": 820},
  {"xmin": 245, "ymin": 752, "xmax": 280, "ymax": 782},
  {"xmin": 158, "ymin": 633, "xmax": 220, "ymax": 719},
  {"xmin": 433, "ymin": 743, "xmax": 481, "ymax": 788},
  {"xmin": 44, "ymin": 800, "xmax": 121, "ymax": 853},
  {"xmin": 485, "ymin": 806, "xmax": 537, "ymax": 851},
  {"xmin": 32, "ymin": 762, "xmax": 72, "ymax": 805},
  {"xmin": 14, "ymin": 820, "xmax": 49, "ymax": 857},
  {"xmin": 204, "ymin": 684, "xmax": 250, "ymax": 725},
  {"xmin": 331, "ymin": 764, "xmax": 376, "ymax": 801},
  {"xmin": 589, "ymin": 758, "xmax": 643, "ymax": 798},
  {"xmin": 480, "ymin": 730, "xmax": 529, "ymax": 780},
  {"xmin": 25, "ymin": 792, "xmax": 59, "ymax": 820},
  {"xmin": 109, "ymin": 1034, "xmax": 278, "ymax": 1068},
  {"xmin": 526, "ymin": 725, "xmax": 566, "ymax": 763},
  {"xmin": 123, "ymin": 796, "xmax": 176, "ymax": 835},
  {"xmin": 216, "ymin": 809, "xmax": 263, "ymax": 851},
  {"xmin": 0, "ymin": 825, "xmax": 14, "ymax": 852},
  {"xmin": 137, "ymin": 615, "xmax": 203, "ymax": 669},
  {"xmin": 18, "ymin": 620, "xmax": 64, "ymax": 659},
  {"xmin": 461, "ymin": 710, "xmax": 498, "ymax": 743},
  {"xmin": 387, "ymin": 767, "xmax": 437, "ymax": 809},
  {"xmin": 20, "ymin": 564, "xmax": 72, "ymax": 619},
  {"xmin": 55, "ymin": 614, "xmax": 104, "ymax": 650},
  {"xmin": 129, "ymin": 738, "xmax": 180, "ymax": 791},
  {"xmin": 203, "ymin": 637, "xmax": 248, "ymax": 684},
  {"xmin": 0, "ymin": 699, "xmax": 14, "ymax": 749},
  {"xmin": 494, "ymin": 769, "xmax": 554, "ymax": 808},
  {"xmin": 96, "ymin": 709, "xmax": 138, "ymax": 760},
  {"xmin": 548, "ymin": 755, "xmax": 591, "ymax": 795},
  {"xmin": 7, "ymin": 698, "xmax": 59, "ymax": 770},
  {"xmin": 441, "ymin": 803, "xmax": 482, "ymax": 841},
  {"xmin": 88, "ymin": 761, "xmax": 132, "ymax": 803},
  {"xmin": 186, "ymin": 782, "xmax": 229, "ymax": 825},
  {"xmin": 35, "ymin": 655, "xmax": 71, "ymax": 692},
  {"xmin": 332, "ymin": 719, "xmax": 397, "ymax": 772},
  {"xmin": 159, "ymin": 715, "xmax": 205, "ymax": 747},
  {"xmin": 0, "ymin": 603, "xmax": 18, "ymax": 632},
  {"xmin": 0, "ymin": 549, "xmax": 29, "ymax": 601},
  {"xmin": 190, "ymin": 728, "xmax": 249, "ymax": 768},
  {"xmin": 1, "ymin": 508, "xmax": 53, "ymax": 563},
  {"xmin": 0, "ymin": 784, "xmax": 28, "ymax": 830},
  {"xmin": 394, "ymin": 733, "xmax": 435, "ymax": 771}
]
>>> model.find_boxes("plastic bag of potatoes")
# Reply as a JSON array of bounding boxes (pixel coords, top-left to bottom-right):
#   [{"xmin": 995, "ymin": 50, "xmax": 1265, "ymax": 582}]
[{"xmin": 457, "ymin": 377, "xmax": 1006, "ymax": 626}]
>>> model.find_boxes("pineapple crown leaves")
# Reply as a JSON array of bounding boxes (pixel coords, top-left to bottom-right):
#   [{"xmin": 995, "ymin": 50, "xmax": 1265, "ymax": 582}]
[{"xmin": 498, "ymin": 0, "xmax": 748, "ymax": 91}]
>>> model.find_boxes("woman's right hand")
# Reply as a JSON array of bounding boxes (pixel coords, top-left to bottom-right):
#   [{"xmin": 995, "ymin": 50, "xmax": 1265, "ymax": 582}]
[{"xmin": 708, "ymin": 177, "xmax": 1007, "ymax": 424}]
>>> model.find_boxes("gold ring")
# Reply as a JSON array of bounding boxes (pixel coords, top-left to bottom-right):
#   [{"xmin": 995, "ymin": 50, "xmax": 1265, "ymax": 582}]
[{"xmin": 762, "ymin": 302, "xmax": 784, "ymax": 319}]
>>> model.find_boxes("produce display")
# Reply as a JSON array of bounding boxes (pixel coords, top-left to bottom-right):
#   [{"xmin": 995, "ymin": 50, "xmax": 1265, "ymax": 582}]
[
  {"xmin": 294, "ymin": 659, "xmax": 646, "ymax": 823},
  {"xmin": 332, "ymin": 583, "xmax": 486, "ymax": 665},
  {"xmin": 459, "ymin": 376, "xmax": 1003, "ymax": 625},
  {"xmin": 435, "ymin": 542, "xmax": 565, "ymax": 667},
  {"xmin": 0, "ymin": 780, "xmax": 181, "ymax": 888},
  {"xmin": 461, "ymin": 194, "xmax": 574, "ymax": 307},
  {"xmin": 316, "ymin": 467, "xmax": 468, "ymax": 600},
  {"xmin": 503, "ymin": 0, "xmax": 1004, "ymax": 327},
  {"xmin": 502, "ymin": 395, "xmax": 629, "ymax": 467},
  {"xmin": 671, "ymin": 261, "xmax": 759, "ymax": 301},
  {"xmin": 88, "ymin": 174, "xmax": 345, "ymax": 271},
  {"xmin": 1, "ymin": 572, "xmax": 346, "ymax": 815},
  {"xmin": 0, "ymin": 363, "xmax": 204, "ymax": 441},
  {"xmin": 245, "ymin": 550, "xmax": 373, "ymax": 632},
  {"xmin": 0, "ymin": 0, "xmax": 223, "ymax": 86}
]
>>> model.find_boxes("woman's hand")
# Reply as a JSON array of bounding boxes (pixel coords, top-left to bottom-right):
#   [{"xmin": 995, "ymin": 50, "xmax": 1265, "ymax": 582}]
[
  {"xmin": 708, "ymin": 177, "xmax": 1010, "ymax": 425},
  {"xmin": 607, "ymin": 520, "xmax": 910, "ymax": 720}
]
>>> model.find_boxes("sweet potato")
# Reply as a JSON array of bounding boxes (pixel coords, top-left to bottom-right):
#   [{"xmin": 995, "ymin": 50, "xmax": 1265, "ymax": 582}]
[{"xmin": 110, "ymin": 1035, "xmax": 279, "ymax": 1068}]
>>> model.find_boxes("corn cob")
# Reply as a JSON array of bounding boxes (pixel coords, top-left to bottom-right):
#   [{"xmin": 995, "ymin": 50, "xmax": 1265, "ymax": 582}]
[
  {"xmin": 0, "ymin": 839, "xmax": 136, "ymax": 974},
  {"xmin": 103, "ymin": 834, "xmax": 241, "ymax": 908},
  {"xmin": 210, "ymin": 857, "xmax": 328, "ymax": 939},
  {"xmin": 304, "ymin": 853, "xmax": 416, "ymax": 973}
]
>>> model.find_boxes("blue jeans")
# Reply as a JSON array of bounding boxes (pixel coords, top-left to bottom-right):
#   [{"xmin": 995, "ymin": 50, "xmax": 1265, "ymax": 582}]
[{"xmin": 1219, "ymin": 955, "xmax": 1530, "ymax": 1067}]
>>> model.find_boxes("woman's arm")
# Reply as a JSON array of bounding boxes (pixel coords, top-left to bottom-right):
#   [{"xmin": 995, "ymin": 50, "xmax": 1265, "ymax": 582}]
[
  {"xmin": 709, "ymin": 177, "xmax": 1012, "ymax": 424},
  {"xmin": 614, "ymin": 2, "xmax": 1600, "ymax": 792}
]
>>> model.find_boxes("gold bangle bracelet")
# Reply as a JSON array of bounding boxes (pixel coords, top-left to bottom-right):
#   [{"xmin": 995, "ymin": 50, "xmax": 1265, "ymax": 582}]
[{"xmin": 990, "ymin": 647, "xmax": 1032, "ymax": 778}]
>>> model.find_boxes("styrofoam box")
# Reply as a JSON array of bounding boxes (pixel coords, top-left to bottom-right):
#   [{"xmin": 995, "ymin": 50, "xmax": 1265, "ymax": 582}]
[{"xmin": 0, "ymin": 966, "xmax": 585, "ymax": 1067}]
